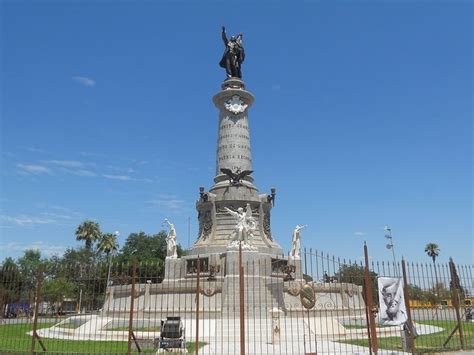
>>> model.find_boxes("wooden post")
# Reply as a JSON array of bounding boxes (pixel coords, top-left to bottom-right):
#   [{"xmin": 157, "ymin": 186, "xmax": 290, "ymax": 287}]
[
  {"xmin": 31, "ymin": 265, "xmax": 44, "ymax": 353},
  {"xmin": 195, "ymin": 256, "xmax": 200, "ymax": 355},
  {"xmin": 401, "ymin": 259, "xmax": 416, "ymax": 355},
  {"xmin": 239, "ymin": 241, "xmax": 245, "ymax": 355},
  {"xmin": 449, "ymin": 259, "xmax": 465, "ymax": 350},
  {"xmin": 364, "ymin": 243, "xmax": 378, "ymax": 353},
  {"xmin": 127, "ymin": 261, "xmax": 137, "ymax": 355},
  {"xmin": 363, "ymin": 290, "xmax": 373, "ymax": 355},
  {"xmin": 0, "ymin": 285, "xmax": 4, "ymax": 321}
]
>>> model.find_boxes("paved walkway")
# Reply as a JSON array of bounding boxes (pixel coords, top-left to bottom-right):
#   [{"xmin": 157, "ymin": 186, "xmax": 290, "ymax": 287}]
[{"xmin": 182, "ymin": 318, "xmax": 411, "ymax": 354}]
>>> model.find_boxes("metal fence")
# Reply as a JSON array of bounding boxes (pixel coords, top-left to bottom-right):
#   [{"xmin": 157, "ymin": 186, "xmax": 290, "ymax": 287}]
[{"xmin": 1, "ymin": 245, "xmax": 472, "ymax": 354}]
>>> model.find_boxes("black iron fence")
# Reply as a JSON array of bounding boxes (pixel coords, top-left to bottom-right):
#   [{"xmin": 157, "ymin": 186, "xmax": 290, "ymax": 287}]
[{"xmin": 1, "ymin": 245, "xmax": 472, "ymax": 354}]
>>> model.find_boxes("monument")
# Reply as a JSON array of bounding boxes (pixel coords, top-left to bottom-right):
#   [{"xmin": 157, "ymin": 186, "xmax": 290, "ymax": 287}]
[
  {"xmin": 99, "ymin": 28, "xmax": 366, "ymax": 319},
  {"xmin": 34, "ymin": 29, "xmax": 367, "ymax": 349}
]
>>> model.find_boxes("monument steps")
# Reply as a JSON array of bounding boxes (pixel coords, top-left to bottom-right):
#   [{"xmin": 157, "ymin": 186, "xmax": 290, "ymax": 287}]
[{"xmin": 222, "ymin": 275, "xmax": 285, "ymax": 315}]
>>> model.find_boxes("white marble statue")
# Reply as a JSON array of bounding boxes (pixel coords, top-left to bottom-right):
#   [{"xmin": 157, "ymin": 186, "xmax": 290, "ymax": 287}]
[
  {"xmin": 290, "ymin": 225, "xmax": 307, "ymax": 259},
  {"xmin": 224, "ymin": 203, "xmax": 257, "ymax": 250},
  {"xmin": 164, "ymin": 219, "xmax": 178, "ymax": 259}
]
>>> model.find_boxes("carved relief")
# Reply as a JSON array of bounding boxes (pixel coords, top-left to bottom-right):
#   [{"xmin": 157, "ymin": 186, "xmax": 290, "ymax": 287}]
[
  {"xmin": 224, "ymin": 95, "xmax": 248, "ymax": 114},
  {"xmin": 217, "ymin": 205, "xmax": 258, "ymax": 215},
  {"xmin": 202, "ymin": 287, "xmax": 217, "ymax": 297},
  {"xmin": 287, "ymin": 281, "xmax": 302, "ymax": 296},
  {"xmin": 198, "ymin": 209, "xmax": 213, "ymax": 241},
  {"xmin": 263, "ymin": 210, "xmax": 272, "ymax": 240}
]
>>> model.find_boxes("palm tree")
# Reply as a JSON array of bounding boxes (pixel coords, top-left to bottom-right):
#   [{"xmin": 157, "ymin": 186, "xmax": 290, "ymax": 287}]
[
  {"xmin": 75, "ymin": 220, "xmax": 101, "ymax": 250},
  {"xmin": 425, "ymin": 243, "xmax": 440, "ymax": 296},
  {"xmin": 97, "ymin": 233, "xmax": 119, "ymax": 256},
  {"xmin": 98, "ymin": 232, "xmax": 119, "ymax": 288}
]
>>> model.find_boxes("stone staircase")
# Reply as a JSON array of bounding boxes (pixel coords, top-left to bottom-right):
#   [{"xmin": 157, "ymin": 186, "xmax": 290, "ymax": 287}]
[{"xmin": 222, "ymin": 274, "xmax": 285, "ymax": 315}]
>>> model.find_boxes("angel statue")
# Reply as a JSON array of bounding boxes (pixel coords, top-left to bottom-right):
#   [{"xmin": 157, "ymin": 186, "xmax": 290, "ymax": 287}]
[
  {"xmin": 163, "ymin": 219, "xmax": 178, "ymax": 259},
  {"xmin": 219, "ymin": 26, "xmax": 245, "ymax": 79},
  {"xmin": 290, "ymin": 225, "xmax": 307, "ymax": 259},
  {"xmin": 223, "ymin": 203, "xmax": 256, "ymax": 250}
]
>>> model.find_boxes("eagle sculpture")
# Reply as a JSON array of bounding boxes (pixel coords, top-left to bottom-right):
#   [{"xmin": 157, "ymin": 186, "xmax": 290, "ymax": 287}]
[{"xmin": 220, "ymin": 168, "xmax": 253, "ymax": 185}]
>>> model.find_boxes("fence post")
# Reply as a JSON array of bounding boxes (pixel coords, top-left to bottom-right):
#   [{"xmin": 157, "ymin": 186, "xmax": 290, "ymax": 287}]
[
  {"xmin": 195, "ymin": 256, "xmax": 200, "ymax": 355},
  {"xmin": 363, "ymin": 243, "xmax": 378, "ymax": 353},
  {"xmin": 0, "ymin": 283, "xmax": 4, "ymax": 321},
  {"xmin": 401, "ymin": 259, "xmax": 416, "ymax": 355},
  {"xmin": 239, "ymin": 240, "xmax": 245, "ymax": 355},
  {"xmin": 127, "ymin": 260, "xmax": 138, "ymax": 354},
  {"xmin": 449, "ymin": 258, "xmax": 465, "ymax": 350},
  {"xmin": 31, "ymin": 265, "xmax": 46, "ymax": 353}
]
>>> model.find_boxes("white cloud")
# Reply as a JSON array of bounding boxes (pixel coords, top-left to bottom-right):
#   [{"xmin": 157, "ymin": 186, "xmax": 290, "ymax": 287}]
[
  {"xmin": 0, "ymin": 208, "xmax": 78, "ymax": 227},
  {"xmin": 35, "ymin": 204, "xmax": 83, "ymax": 218},
  {"xmin": 25, "ymin": 147, "xmax": 45, "ymax": 153},
  {"xmin": 147, "ymin": 194, "xmax": 187, "ymax": 210},
  {"xmin": 0, "ymin": 215, "xmax": 57, "ymax": 226},
  {"xmin": 102, "ymin": 174, "xmax": 132, "ymax": 181},
  {"xmin": 39, "ymin": 212, "xmax": 73, "ymax": 220},
  {"xmin": 5, "ymin": 241, "xmax": 67, "ymax": 257},
  {"xmin": 354, "ymin": 231, "xmax": 366, "ymax": 237},
  {"xmin": 72, "ymin": 76, "xmax": 96, "ymax": 87},
  {"xmin": 43, "ymin": 160, "xmax": 85, "ymax": 168},
  {"xmin": 79, "ymin": 151, "xmax": 106, "ymax": 158},
  {"xmin": 16, "ymin": 163, "xmax": 52, "ymax": 175},
  {"xmin": 62, "ymin": 168, "xmax": 97, "ymax": 177}
]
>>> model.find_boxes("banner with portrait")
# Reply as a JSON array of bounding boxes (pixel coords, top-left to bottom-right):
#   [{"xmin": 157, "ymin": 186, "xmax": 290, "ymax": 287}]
[{"xmin": 377, "ymin": 277, "xmax": 407, "ymax": 325}]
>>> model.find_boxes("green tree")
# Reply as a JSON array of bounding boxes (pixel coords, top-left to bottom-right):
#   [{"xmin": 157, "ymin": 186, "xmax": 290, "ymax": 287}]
[
  {"xmin": 425, "ymin": 242, "xmax": 440, "ymax": 296},
  {"xmin": 17, "ymin": 249, "xmax": 43, "ymax": 292},
  {"xmin": 75, "ymin": 220, "xmax": 101, "ymax": 250},
  {"xmin": 335, "ymin": 263, "xmax": 378, "ymax": 302},
  {"xmin": 0, "ymin": 257, "xmax": 23, "ymax": 305},
  {"xmin": 117, "ymin": 231, "xmax": 184, "ymax": 282},
  {"xmin": 98, "ymin": 232, "xmax": 119, "ymax": 288},
  {"xmin": 120, "ymin": 231, "xmax": 167, "ymax": 261},
  {"xmin": 42, "ymin": 277, "xmax": 76, "ymax": 316},
  {"xmin": 97, "ymin": 233, "xmax": 119, "ymax": 256},
  {"xmin": 407, "ymin": 284, "xmax": 423, "ymax": 301}
]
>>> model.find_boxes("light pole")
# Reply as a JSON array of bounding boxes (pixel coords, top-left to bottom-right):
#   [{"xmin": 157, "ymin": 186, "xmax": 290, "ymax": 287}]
[
  {"xmin": 384, "ymin": 225, "xmax": 398, "ymax": 276},
  {"xmin": 106, "ymin": 231, "xmax": 119, "ymax": 289}
]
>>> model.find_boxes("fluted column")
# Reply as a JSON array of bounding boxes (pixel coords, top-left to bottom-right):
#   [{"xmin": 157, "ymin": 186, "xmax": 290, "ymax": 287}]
[{"xmin": 211, "ymin": 78, "xmax": 255, "ymax": 190}]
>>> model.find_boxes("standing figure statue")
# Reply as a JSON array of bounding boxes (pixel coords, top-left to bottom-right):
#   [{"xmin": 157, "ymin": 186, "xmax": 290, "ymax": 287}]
[
  {"xmin": 224, "ymin": 203, "xmax": 256, "ymax": 250},
  {"xmin": 164, "ymin": 219, "xmax": 178, "ymax": 259},
  {"xmin": 219, "ymin": 26, "xmax": 245, "ymax": 79},
  {"xmin": 290, "ymin": 225, "xmax": 307, "ymax": 259}
]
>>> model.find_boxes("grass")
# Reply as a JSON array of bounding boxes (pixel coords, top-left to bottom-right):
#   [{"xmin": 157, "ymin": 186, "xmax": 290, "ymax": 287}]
[
  {"xmin": 338, "ymin": 320, "xmax": 474, "ymax": 353},
  {"xmin": 343, "ymin": 324, "xmax": 392, "ymax": 329},
  {"xmin": 0, "ymin": 322, "xmax": 152, "ymax": 353},
  {"xmin": 186, "ymin": 341, "xmax": 207, "ymax": 353},
  {"xmin": 0, "ymin": 321, "xmax": 205, "ymax": 353},
  {"xmin": 106, "ymin": 325, "xmax": 161, "ymax": 332}
]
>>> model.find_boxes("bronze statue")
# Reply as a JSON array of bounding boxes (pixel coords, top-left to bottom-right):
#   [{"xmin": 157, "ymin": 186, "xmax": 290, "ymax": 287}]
[
  {"xmin": 219, "ymin": 26, "xmax": 245, "ymax": 79},
  {"xmin": 220, "ymin": 167, "xmax": 253, "ymax": 185}
]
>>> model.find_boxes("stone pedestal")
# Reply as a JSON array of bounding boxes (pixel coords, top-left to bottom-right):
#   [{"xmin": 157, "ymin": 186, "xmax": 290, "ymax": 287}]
[
  {"xmin": 270, "ymin": 308, "xmax": 284, "ymax": 344},
  {"xmin": 164, "ymin": 258, "xmax": 185, "ymax": 281}
]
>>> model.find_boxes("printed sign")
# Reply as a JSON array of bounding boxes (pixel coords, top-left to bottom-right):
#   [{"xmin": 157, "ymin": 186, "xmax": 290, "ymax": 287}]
[{"xmin": 377, "ymin": 277, "xmax": 407, "ymax": 325}]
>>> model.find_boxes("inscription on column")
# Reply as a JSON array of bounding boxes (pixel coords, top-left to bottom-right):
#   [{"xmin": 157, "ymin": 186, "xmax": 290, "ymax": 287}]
[{"xmin": 217, "ymin": 115, "xmax": 253, "ymax": 172}]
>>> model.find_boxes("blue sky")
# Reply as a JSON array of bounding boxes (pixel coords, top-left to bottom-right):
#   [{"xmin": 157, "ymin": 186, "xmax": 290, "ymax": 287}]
[{"xmin": 0, "ymin": 1, "xmax": 472, "ymax": 264}]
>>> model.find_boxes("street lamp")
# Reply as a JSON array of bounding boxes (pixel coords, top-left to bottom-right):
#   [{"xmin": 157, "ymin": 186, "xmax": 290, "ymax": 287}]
[
  {"xmin": 106, "ymin": 231, "xmax": 119, "ymax": 288},
  {"xmin": 384, "ymin": 225, "xmax": 399, "ymax": 276}
]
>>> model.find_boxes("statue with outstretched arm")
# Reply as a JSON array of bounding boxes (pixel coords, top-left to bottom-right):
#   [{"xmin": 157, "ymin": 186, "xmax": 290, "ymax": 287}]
[
  {"xmin": 219, "ymin": 26, "xmax": 245, "ymax": 79},
  {"xmin": 224, "ymin": 206, "xmax": 246, "ymax": 243},
  {"xmin": 164, "ymin": 218, "xmax": 178, "ymax": 259},
  {"xmin": 290, "ymin": 225, "xmax": 307, "ymax": 259}
]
